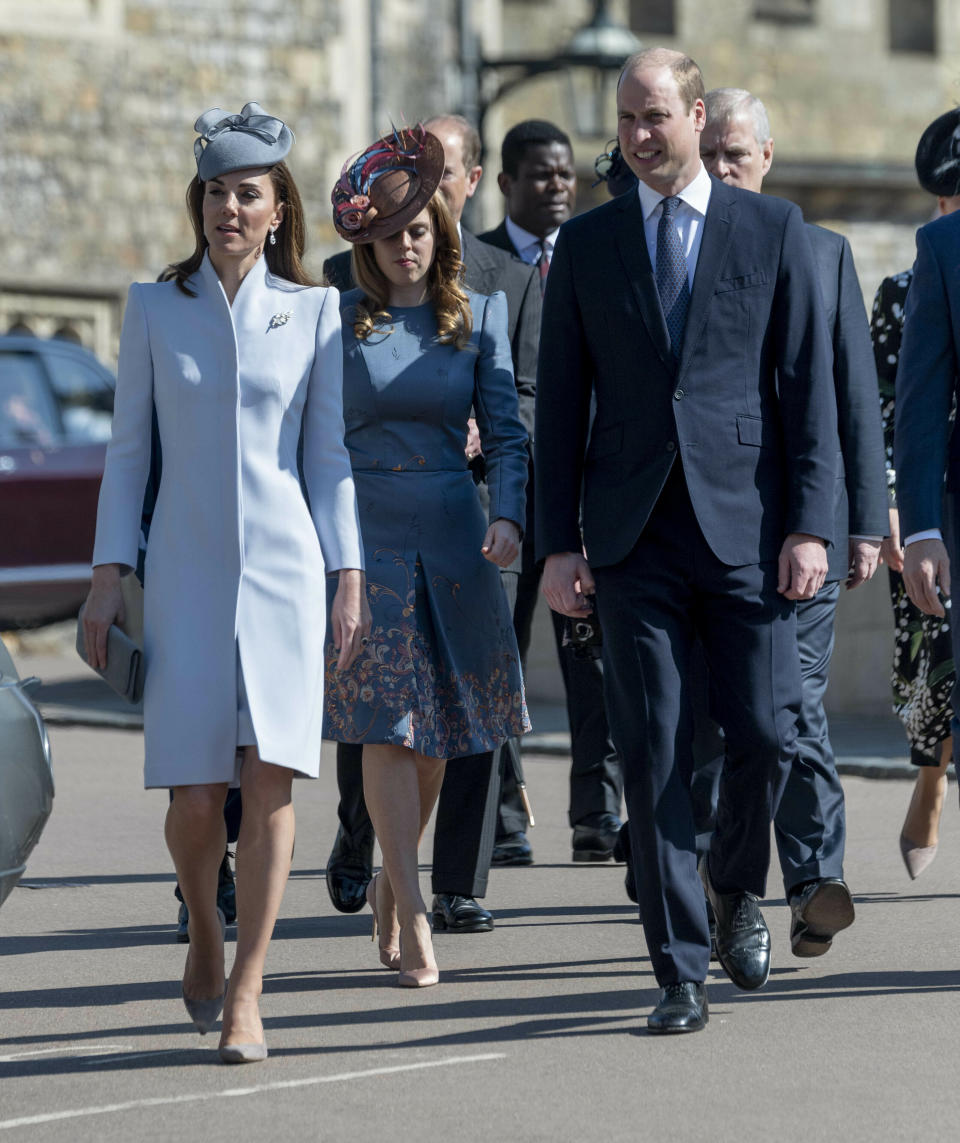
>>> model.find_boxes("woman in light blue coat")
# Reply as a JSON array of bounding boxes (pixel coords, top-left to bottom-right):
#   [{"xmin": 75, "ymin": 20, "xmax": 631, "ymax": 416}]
[{"xmin": 83, "ymin": 105, "xmax": 368, "ymax": 1063}]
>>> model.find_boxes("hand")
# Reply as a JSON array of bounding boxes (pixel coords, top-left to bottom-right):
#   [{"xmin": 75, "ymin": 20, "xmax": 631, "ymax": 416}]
[
  {"xmin": 777, "ymin": 533, "xmax": 828, "ymax": 600},
  {"xmin": 846, "ymin": 538, "xmax": 881, "ymax": 590},
  {"xmin": 902, "ymin": 537, "xmax": 951, "ymax": 617},
  {"xmin": 465, "ymin": 417, "xmax": 482, "ymax": 461},
  {"xmin": 541, "ymin": 551, "xmax": 596, "ymax": 618},
  {"xmin": 331, "ymin": 568, "xmax": 371, "ymax": 672},
  {"xmin": 82, "ymin": 564, "xmax": 125, "ymax": 670},
  {"xmin": 879, "ymin": 508, "xmax": 903, "ymax": 572},
  {"xmin": 481, "ymin": 518, "xmax": 520, "ymax": 568}
]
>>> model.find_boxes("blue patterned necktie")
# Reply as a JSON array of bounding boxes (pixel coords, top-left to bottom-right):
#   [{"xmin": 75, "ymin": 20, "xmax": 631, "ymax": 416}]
[{"xmin": 656, "ymin": 195, "xmax": 690, "ymax": 361}]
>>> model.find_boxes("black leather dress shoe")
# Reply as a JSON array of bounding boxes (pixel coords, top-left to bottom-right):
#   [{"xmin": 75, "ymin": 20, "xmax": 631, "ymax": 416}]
[
  {"xmin": 789, "ymin": 877, "xmax": 855, "ymax": 957},
  {"xmin": 325, "ymin": 824, "xmax": 374, "ymax": 914},
  {"xmin": 432, "ymin": 893, "xmax": 494, "ymax": 933},
  {"xmin": 701, "ymin": 858, "xmax": 770, "ymax": 991},
  {"xmin": 572, "ymin": 813, "xmax": 623, "ymax": 862},
  {"xmin": 491, "ymin": 831, "xmax": 534, "ymax": 866},
  {"xmin": 647, "ymin": 982, "xmax": 708, "ymax": 1034}
]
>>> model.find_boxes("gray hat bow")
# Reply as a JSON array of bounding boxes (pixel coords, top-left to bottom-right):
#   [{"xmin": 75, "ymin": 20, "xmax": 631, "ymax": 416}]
[{"xmin": 193, "ymin": 101, "xmax": 294, "ymax": 180}]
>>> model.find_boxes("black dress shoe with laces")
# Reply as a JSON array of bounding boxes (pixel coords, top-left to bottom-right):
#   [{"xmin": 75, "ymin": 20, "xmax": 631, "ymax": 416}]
[
  {"xmin": 572, "ymin": 813, "xmax": 623, "ymax": 862},
  {"xmin": 325, "ymin": 824, "xmax": 374, "ymax": 914},
  {"xmin": 432, "ymin": 893, "xmax": 494, "ymax": 933},
  {"xmin": 647, "ymin": 982, "xmax": 708, "ymax": 1034},
  {"xmin": 789, "ymin": 877, "xmax": 855, "ymax": 957},
  {"xmin": 701, "ymin": 858, "xmax": 770, "ymax": 991},
  {"xmin": 491, "ymin": 831, "xmax": 534, "ymax": 866}
]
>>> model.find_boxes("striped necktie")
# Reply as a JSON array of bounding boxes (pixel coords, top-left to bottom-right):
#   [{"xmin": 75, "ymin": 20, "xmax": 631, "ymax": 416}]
[{"xmin": 656, "ymin": 196, "xmax": 690, "ymax": 361}]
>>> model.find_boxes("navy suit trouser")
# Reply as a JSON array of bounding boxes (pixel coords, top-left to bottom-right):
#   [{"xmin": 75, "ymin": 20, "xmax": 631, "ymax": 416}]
[
  {"xmin": 593, "ymin": 463, "xmax": 799, "ymax": 985},
  {"xmin": 773, "ymin": 580, "xmax": 846, "ymax": 894}
]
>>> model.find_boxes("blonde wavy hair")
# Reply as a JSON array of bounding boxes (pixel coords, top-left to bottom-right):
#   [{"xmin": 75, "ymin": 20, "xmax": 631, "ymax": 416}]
[{"xmin": 350, "ymin": 191, "xmax": 472, "ymax": 349}]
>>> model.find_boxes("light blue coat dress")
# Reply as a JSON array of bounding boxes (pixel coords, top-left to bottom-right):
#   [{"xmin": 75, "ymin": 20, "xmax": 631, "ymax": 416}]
[{"xmin": 93, "ymin": 253, "xmax": 364, "ymax": 786}]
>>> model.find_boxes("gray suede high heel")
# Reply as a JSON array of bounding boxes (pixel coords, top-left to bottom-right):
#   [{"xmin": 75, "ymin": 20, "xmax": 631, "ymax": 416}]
[
  {"xmin": 899, "ymin": 834, "xmax": 938, "ymax": 880},
  {"xmin": 218, "ymin": 1039, "xmax": 268, "ymax": 1064},
  {"xmin": 182, "ymin": 907, "xmax": 227, "ymax": 1034}
]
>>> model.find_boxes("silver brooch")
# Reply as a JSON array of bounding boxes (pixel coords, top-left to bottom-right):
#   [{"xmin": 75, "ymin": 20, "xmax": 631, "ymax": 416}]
[{"xmin": 268, "ymin": 310, "xmax": 292, "ymax": 330}]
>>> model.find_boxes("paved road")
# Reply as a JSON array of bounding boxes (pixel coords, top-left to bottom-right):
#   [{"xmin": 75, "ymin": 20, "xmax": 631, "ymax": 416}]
[{"xmin": 1, "ymin": 712, "xmax": 958, "ymax": 1142}]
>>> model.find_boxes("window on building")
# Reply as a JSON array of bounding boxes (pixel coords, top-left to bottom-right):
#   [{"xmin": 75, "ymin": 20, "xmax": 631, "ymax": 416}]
[
  {"xmin": 629, "ymin": 0, "xmax": 675, "ymax": 35},
  {"xmin": 753, "ymin": 0, "xmax": 815, "ymax": 22},
  {"xmin": 889, "ymin": 0, "xmax": 937, "ymax": 53}
]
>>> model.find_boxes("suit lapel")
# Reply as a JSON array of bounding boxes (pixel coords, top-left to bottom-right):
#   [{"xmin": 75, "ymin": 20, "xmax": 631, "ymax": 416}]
[
  {"xmin": 677, "ymin": 178, "xmax": 738, "ymax": 379},
  {"xmin": 613, "ymin": 192, "xmax": 671, "ymax": 368},
  {"xmin": 461, "ymin": 230, "xmax": 496, "ymax": 294}
]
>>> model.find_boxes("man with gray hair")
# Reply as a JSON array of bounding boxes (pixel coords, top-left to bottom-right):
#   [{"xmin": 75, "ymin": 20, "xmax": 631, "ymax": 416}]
[{"xmin": 699, "ymin": 88, "xmax": 888, "ymax": 958}]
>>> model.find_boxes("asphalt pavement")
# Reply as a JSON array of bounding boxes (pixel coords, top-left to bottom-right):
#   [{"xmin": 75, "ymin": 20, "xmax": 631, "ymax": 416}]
[{"xmin": 1, "ymin": 632, "xmax": 958, "ymax": 1141}]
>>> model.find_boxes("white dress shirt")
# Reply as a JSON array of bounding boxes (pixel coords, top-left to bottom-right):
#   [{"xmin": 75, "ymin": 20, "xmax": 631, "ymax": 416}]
[
  {"xmin": 636, "ymin": 162, "xmax": 713, "ymax": 289},
  {"xmin": 505, "ymin": 215, "xmax": 559, "ymax": 265}
]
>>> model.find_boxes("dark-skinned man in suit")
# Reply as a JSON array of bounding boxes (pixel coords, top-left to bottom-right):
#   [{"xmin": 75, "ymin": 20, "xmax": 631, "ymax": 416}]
[
  {"xmin": 480, "ymin": 119, "xmax": 624, "ymax": 868},
  {"xmin": 537, "ymin": 48, "xmax": 839, "ymax": 1034},
  {"xmin": 323, "ymin": 114, "xmax": 542, "ymax": 936}
]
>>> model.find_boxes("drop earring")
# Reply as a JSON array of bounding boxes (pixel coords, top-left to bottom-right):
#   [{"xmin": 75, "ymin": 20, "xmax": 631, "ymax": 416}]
[{"xmin": 269, "ymin": 228, "xmax": 277, "ymax": 246}]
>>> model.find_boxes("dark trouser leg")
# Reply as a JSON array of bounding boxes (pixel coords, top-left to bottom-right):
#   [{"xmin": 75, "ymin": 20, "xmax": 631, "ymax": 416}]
[
  {"xmin": 335, "ymin": 742, "xmax": 374, "ymax": 851},
  {"xmin": 549, "ymin": 610, "xmax": 623, "ymax": 826},
  {"xmin": 700, "ymin": 561, "xmax": 799, "ymax": 899},
  {"xmin": 431, "ymin": 568, "xmax": 517, "ymax": 897},
  {"xmin": 594, "ymin": 548, "xmax": 709, "ymax": 985},
  {"xmin": 431, "ymin": 751, "xmax": 499, "ymax": 898},
  {"xmin": 774, "ymin": 582, "xmax": 845, "ymax": 895},
  {"xmin": 940, "ymin": 494, "xmax": 960, "ymax": 791}
]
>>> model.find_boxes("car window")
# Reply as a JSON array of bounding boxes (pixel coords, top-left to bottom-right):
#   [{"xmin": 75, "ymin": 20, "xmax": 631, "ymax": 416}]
[
  {"xmin": 42, "ymin": 351, "xmax": 114, "ymax": 443},
  {"xmin": 0, "ymin": 352, "xmax": 62, "ymax": 448}
]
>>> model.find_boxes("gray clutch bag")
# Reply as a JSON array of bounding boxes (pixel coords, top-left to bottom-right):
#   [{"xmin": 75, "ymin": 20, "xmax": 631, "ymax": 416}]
[{"xmin": 76, "ymin": 605, "xmax": 145, "ymax": 704}]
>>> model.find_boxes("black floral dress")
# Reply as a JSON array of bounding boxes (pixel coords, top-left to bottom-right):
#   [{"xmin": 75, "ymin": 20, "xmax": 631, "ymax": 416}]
[{"xmin": 871, "ymin": 271, "xmax": 954, "ymax": 765}]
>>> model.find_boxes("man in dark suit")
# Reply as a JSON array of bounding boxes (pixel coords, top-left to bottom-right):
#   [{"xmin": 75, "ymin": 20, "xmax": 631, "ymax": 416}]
[
  {"xmin": 895, "ymin": 199, "xmax": 960, "ymax": 768},
  {"xmin": 537, "ymin": 48, "xmax": 839, "ymax": 1033},
  {"xmin": 480, "ymin": 120, "xmax": 624, "ymax": 867},
  {"xmin": 323, "ymin": 114, "xmax": 542, "ymax": 935},
  {"xmin": 696, "ymin": 89, "xmax": 888, "ymax": 956}
]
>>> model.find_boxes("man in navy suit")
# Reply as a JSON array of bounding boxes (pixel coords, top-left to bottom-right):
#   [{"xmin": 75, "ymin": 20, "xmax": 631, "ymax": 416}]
[
  {"xmin": 896, "ymin": 201, "xmax": 960, "ymax": 770},
  {"xmin": 536, "ymin": 48, "xmax": 839, "ymax": 1033},
  {"xmin": 698, "ymin": 89, "xmax": 888, "ymax": 957}
]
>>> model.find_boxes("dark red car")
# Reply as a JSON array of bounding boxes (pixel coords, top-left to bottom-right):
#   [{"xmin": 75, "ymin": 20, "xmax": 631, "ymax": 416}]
[{"xmin": 0, "ymin": 336, "xmax": 115, "ymax": 627}]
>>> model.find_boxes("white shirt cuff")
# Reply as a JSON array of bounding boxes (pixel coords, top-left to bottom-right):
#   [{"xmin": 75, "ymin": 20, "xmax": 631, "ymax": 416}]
[{"xmin": 905, "ymin": 529, "xmax": 943, "ymax": 545}]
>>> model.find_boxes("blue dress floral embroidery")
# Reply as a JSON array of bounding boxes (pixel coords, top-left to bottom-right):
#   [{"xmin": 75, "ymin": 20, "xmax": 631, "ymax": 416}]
[{"xmin": 324, "ymin": 289, "xmax": 531, "ymax": 760}]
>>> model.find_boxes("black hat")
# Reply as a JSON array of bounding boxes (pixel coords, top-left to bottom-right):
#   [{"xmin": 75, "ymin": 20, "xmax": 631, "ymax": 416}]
[{"xmin": 915, "ymin": 109, "xmax": 960, "ymax": 196}]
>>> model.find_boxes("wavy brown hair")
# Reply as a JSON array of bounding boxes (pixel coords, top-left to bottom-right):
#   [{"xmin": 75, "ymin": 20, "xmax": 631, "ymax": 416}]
[
  {"xmin": 349, "ymin": 191, "xmax": 472, "ymax": 349},
  {"xmin": 161, "ymin": 161, "xmax": 316, "ymax": 295}
]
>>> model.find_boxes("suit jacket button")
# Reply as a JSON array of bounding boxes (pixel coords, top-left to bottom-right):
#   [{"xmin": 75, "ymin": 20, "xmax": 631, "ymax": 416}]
[
  {"xmin": 665, "ymin": 441, "xmax": 676, "ymax": 452},
  {"xmin": 673, "ymin": 389, "xmax": 684, "ymax": 400}
]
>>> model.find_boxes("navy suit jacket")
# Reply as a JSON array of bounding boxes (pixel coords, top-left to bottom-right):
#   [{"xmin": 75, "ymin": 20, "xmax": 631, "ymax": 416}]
[
  {"xmin": 323, "ymin": 230, "xmax": 541, "ymax": 438},
  {"xmin": 806, "ymin": 224, "xmax": 888, "ymax": 580},
  {"xmin": 895, "ymin": 211, "xmax": 960, "ymax": 538},
  {"xmin": 535, "ymin": 178, "xmax": 839, "ymax": 569}
]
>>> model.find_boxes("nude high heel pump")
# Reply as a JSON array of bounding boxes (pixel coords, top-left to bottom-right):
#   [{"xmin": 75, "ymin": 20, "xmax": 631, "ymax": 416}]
[
  {"xmin": 367, "ymin": 872, "xmax": 401, "ymax": 970},
  {"xmin": 397, "ymin": 924, "xmax": 439, "ymax": 989},
  {"xmin": 182, "ymin": 907, "xmax": 227, "ymax": 1034}
]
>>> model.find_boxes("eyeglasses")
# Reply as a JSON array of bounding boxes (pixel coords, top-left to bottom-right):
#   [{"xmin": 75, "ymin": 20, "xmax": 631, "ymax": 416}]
[{"xmin": 593, "ymin": 140, "xmax": 621, "ymax": 186}]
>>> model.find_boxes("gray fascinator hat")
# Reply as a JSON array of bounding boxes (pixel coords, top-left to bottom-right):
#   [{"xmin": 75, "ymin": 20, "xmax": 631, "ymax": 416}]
[
  {"xmin": 193, "ymin": 101, "xmax": 294, "ymax": 181},
  {"xmin": 915, "ymin": 108, "xmax": 960, "ymax": 197}
]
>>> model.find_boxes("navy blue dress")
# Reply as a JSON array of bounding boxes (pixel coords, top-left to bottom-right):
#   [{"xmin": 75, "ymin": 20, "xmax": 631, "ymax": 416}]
[{"xmin": 324, "ymin": 288, "xmax": 530, "ymax": 760}]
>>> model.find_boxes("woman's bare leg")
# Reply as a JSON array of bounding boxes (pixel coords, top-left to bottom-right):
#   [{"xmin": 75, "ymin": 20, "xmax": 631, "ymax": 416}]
[
  {"xmin": 165, "ymin": 783, "xmax": 229, "ymax": 1001},
  {"xmin": 362, "ymin": 744, "xmax": 446, "ymax": 971},
  {"xmin": 901, "ymin": 737, "xmax": 951, "ymax": 848},
  {"xmin": 220, "ymin": 747, "xmax": 295, "ymax": 1048}
]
